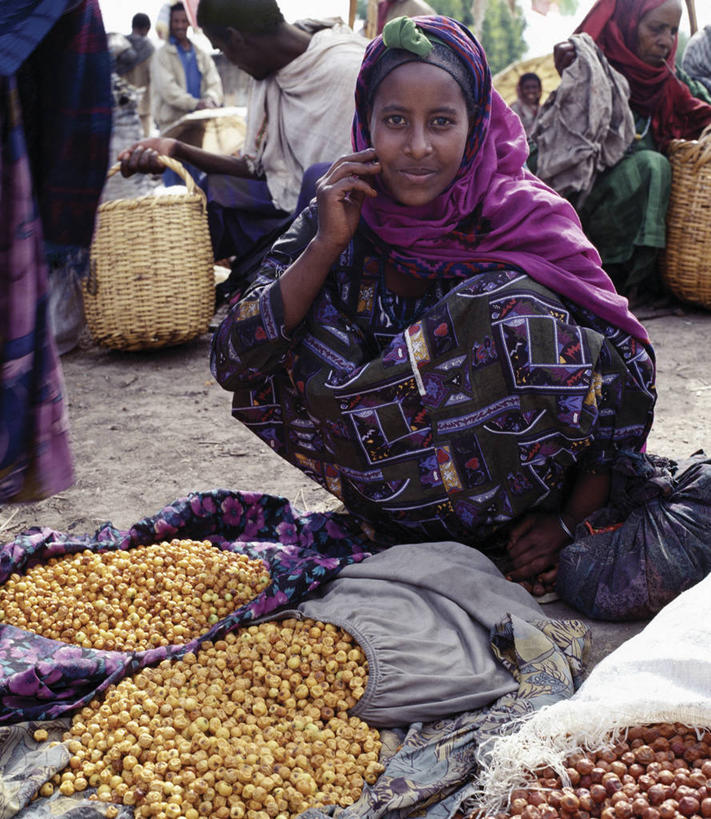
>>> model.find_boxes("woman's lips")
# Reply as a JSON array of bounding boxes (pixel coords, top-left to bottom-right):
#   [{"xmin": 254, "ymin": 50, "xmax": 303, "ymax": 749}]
[{"xmin": 399, "ymin": 168, "xmax": 437, "ymax": 182}]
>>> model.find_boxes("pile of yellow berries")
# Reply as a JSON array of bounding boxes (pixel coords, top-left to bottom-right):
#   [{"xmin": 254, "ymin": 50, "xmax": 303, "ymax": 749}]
[
  {"xmin": 0, "ymin": 540, "xmax": 271, "ymax": 651},
  {"xmin": 46, "ymin": 618, "xmax": 383, "ymax": 818}
]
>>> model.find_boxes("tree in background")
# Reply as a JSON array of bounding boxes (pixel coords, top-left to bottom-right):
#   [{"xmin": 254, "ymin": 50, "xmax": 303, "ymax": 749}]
[
  {"xmin": 429, "ymin": 0, "xmax": 474, "ymax": 25},
  {"xmin": 676, "ymin": 29, "xmax": 689, "ymax": 71},
  {"xmin": 425, "ymin": 0, "xmax": 524, "ymax": 73},
  {"xmin": 480, "ymin": 0, "xmax": 527, "ymax": 73}
]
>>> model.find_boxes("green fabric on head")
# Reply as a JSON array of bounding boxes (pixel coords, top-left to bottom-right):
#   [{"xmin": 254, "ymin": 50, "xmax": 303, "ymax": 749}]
[{"xmin": 382, "ymin": 16, "xmax": 434, "ymax": 57}]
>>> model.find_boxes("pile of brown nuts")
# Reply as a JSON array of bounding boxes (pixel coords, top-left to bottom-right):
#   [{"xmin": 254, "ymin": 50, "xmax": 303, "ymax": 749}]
[{"xmin": 479, "ymin": 724, "xmax": 711, "ymax": 819}]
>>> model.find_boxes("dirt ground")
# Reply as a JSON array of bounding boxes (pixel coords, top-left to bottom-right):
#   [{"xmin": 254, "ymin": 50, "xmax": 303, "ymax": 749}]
[{"xmin": 3, "ymin": 304, "xmax": 710, "ymax": 668}]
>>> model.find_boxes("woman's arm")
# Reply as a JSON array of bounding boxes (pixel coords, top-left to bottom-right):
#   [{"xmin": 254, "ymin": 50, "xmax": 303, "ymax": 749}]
[
  {"xmin": 119, "ymin": 137, "xmax": 255, "ymax": 177},
  {"xmin": 506, "ymin": 468, "xmax": 611, "ymax": 581},
  {"xmin": 278, "ymin": 149, "xmax": 380, "ymax": 331},
  {"xmin": 211, "ymin": 148, "xmax": 381, "ymax": 388}
]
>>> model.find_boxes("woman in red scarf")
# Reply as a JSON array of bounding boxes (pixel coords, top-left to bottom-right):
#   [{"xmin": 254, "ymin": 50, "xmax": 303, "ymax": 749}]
[{"xmin": 552, "ymin": 0, "xmax": 711, "ymax": 305}]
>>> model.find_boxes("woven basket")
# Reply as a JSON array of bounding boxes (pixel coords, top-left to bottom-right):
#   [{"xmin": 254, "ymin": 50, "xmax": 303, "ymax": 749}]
[
  {"xmin": 661, "ymin": 125, "xmax": 711, "ymax": 309},
  {"xmin": 85, "ymin": 155, "xmax": 215, "ymax": 351}
]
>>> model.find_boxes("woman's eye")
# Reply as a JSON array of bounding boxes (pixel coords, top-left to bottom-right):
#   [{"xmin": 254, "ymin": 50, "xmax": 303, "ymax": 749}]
[
  {"xmin": 385, "ymin": 114, "xmax": 405, "ymax": 126},
  {"xmin": 432, "ymin": 117, "xmax": 453, "ymax": 127}
]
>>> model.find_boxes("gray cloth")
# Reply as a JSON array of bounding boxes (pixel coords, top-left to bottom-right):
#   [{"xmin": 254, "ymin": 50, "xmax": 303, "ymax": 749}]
[
  {"xmin": 294, "ymin": 541, "xmax": 543, "ymax": 727},
  {"xmin": 681, "ymin": 25, "xmax": 711, "ymax": 96},
  {"xmin": 532, "ymin": 33, "xmax": 636, "ymax": 201}
]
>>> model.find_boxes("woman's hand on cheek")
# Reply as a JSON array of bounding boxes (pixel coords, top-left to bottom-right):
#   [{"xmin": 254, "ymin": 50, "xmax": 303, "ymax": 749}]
[
  {"xmin": 313, "ymin": 149, "xmax": 380, "ymax": 255},
  {"xmin": 505, "ymin": 511, "xmax": 570, "ymax": 580}
]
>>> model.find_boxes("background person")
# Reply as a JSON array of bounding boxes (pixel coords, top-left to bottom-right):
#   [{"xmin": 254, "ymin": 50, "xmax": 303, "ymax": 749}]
[
  {"xmin": 151, "ymin": 1, "xmax": 223, "ymax": 135},
  {"xmin": 681, "ymin": 23, "xmax": 711, "ymax": 97},
  {"xmin": 211, "ymin": 15, "xmax": 657, "ymax": 589},
  {"xmin": 121, "ymin": 0, "xmax": 367, "ymax": 298},
  {"xmin": 510, "ymin": 71, "xmax": 542, "ymax": 136},
  {"xmin": 115, "ymin": 12, "xmax": 155, "ymax": 137},
  {"xmin": 552, "ymin": 0, "xmax": 711, "ymax": 305}
]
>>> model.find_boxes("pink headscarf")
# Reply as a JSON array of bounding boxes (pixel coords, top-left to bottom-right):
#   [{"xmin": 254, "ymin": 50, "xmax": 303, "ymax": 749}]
[{"xmin": 352, "ymin": 15, "xmax": 651, "ymax": 343}]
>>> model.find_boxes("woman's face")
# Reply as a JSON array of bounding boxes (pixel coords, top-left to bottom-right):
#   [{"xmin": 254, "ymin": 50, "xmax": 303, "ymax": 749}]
[
  {"xmin": 369, "ymin": 61, "xmax": 470, "ymax": 207},
  {"xmin": 636, "ymin": 0, "xmax": 681, "ymax": 67}
]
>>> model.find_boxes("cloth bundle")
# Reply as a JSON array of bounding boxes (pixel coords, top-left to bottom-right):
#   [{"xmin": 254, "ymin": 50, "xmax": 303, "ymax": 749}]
[
  {"xmin": 557, "ymin": 450, "xmax": 711, "ymax": 620},
  {"xmin": 532, "ymin": 33, "xmax": 635, "ymax": 202},
  {"xmin": 474, "ymin": 572, "xmax": 711, "ymax": 815}
]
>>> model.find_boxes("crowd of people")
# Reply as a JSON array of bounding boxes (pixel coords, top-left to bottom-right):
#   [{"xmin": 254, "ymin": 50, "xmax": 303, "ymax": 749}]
[{"xmin": 3, "ymin": 0, "xmax": 711, "ymax": 602}]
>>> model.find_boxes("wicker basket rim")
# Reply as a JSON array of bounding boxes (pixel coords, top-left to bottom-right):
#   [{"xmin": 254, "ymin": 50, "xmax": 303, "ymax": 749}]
[
  {"xmin": 667, "ymin": 123, "xmax": 711, "ymax": 171},
  {"xmin": 101, "ymin": 154, "xmax": 207, "ymax": 212}
]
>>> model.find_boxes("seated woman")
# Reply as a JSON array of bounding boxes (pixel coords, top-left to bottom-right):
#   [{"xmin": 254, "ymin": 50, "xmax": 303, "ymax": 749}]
[
  {"xmin": 211, "ymin": 15, "xmax": 656, "ymax": 590},
  {"xmin": 553, "ymin": 0, "xmax": 711, "ymax": 303}
]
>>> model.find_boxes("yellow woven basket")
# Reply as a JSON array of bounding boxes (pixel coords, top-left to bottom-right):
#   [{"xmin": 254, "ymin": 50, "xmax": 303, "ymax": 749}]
[
  {"xmin": 85, "ymin": 155, "xmax": 215, "ymax": 351},
  {"xmin": 661, "ymin": 125, "xmax": 711, "ymax": 309}
]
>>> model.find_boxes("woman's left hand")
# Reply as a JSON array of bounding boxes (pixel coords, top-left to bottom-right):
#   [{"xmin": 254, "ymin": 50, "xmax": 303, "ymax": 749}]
[
  {"xmin": 313, "ymin": 149, "xmax": 380, "ymax": 256},
  {"xmin": 506, "ymin": 512, "xmax": 570, "ymax": 580}
]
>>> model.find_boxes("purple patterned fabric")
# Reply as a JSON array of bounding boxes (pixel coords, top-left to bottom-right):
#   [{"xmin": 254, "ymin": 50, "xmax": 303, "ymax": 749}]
[
  {"xmin": 352, "ymin": 15, "xmax": 650, "ymax": 343},
  {"xmin": 0, "ymin": 76, "xmax": 73, "ymax": 502},
  {"xmin": 0, "ymin": 490, "xmax": 374, "ymax": 724},
  {"xmin": 16, "ymin": 0, "xmax": 111, "ymax": 259}
]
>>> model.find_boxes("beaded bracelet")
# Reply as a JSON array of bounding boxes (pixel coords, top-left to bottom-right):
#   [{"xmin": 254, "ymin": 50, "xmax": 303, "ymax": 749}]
[{"xmin": 557, "ymin": 514, "xmax": 574, "ymax": 540}]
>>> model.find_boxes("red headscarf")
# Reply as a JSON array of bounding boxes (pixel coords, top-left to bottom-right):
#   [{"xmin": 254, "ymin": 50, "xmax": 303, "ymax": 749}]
[
  {"xmin": 376, "ymin": 1, "xmax": 399, "ymax": 35},
  {"xmin": 575, "ymin": 0, "xmax": 711, "ymax": 149}
]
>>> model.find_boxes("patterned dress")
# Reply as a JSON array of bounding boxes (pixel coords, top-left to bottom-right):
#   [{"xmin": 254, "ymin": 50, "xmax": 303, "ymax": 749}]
[{"xmin": 212, "ymin": 206, "xmax": 656, "ymax": 546}]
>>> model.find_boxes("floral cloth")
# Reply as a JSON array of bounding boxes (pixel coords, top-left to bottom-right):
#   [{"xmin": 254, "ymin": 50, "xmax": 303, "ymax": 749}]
[
  {"xmin": 0, "ymin": 608, "xmax": 590, "ymax": 819},
  {"xmin": 0, "ymin": 490, "xmax": 373, "ymax": 725}
]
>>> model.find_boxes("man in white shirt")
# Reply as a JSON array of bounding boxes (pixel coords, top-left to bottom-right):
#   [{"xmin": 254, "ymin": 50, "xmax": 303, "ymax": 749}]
[{"xmin": 120, "ymin": 0, "xmax": 366, "ymax": 291}]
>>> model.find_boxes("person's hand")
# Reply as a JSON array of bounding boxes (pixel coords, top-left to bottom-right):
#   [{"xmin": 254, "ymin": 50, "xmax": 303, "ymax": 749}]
[
  {"xmin": 313, "ymin": 148, "xmax": 380, "ymax": 255},
  {"xmin": 506, "ymin": 511, "xmax": 570, "ymax": 581},
  {"xmin": 196, "ymin": 98, "xmax": 218, "ymax": 110},
  {"xmin": 553, "ymin": 40, "xmax": 577, "ymax": 75},
  {"xmin": 118, "ymin": 138, "xmax": 177, "ymax": 176},
  {"xmin": 518, "ymin": 565, "xmax": 558, "ymax": 598}
]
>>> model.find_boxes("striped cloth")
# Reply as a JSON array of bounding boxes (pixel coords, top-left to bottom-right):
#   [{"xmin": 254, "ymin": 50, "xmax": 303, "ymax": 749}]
[{"xmin": 0, "ymin": 0, "xmax": 71, "ymax": 77}]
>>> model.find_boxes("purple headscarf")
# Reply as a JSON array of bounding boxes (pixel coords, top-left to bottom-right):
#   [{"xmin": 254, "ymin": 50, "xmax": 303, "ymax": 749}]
[{"xmin": 352, "ymin": 15, "xmax": 650, "ymax": 343}]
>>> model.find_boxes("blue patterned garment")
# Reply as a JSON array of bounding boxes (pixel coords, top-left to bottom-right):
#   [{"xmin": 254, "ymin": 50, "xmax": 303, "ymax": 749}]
[{"xmin": 212, "ymin": 208, "xmax": 657, "ymax": 546}]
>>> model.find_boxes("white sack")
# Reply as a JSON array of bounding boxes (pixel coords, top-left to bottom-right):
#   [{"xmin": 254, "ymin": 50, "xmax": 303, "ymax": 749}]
[{"xmin": 476, "ymin": 573, "xmax": 711, "ymax": 812}]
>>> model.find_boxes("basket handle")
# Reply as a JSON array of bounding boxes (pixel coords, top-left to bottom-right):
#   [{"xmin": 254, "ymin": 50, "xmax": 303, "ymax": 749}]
[
  {"xmin": 106, "ymin": 154, "xmax": 207, "ymax": 202},
  {"xmin": 668, "ymin": 123, "xmax": 711, "ymax": 172}
]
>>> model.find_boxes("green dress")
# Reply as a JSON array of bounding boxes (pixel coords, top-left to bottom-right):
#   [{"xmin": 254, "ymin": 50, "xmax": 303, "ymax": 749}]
[{"xmin": 575, "ymin": 115, "xmax": 670, "ymax": 297}]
